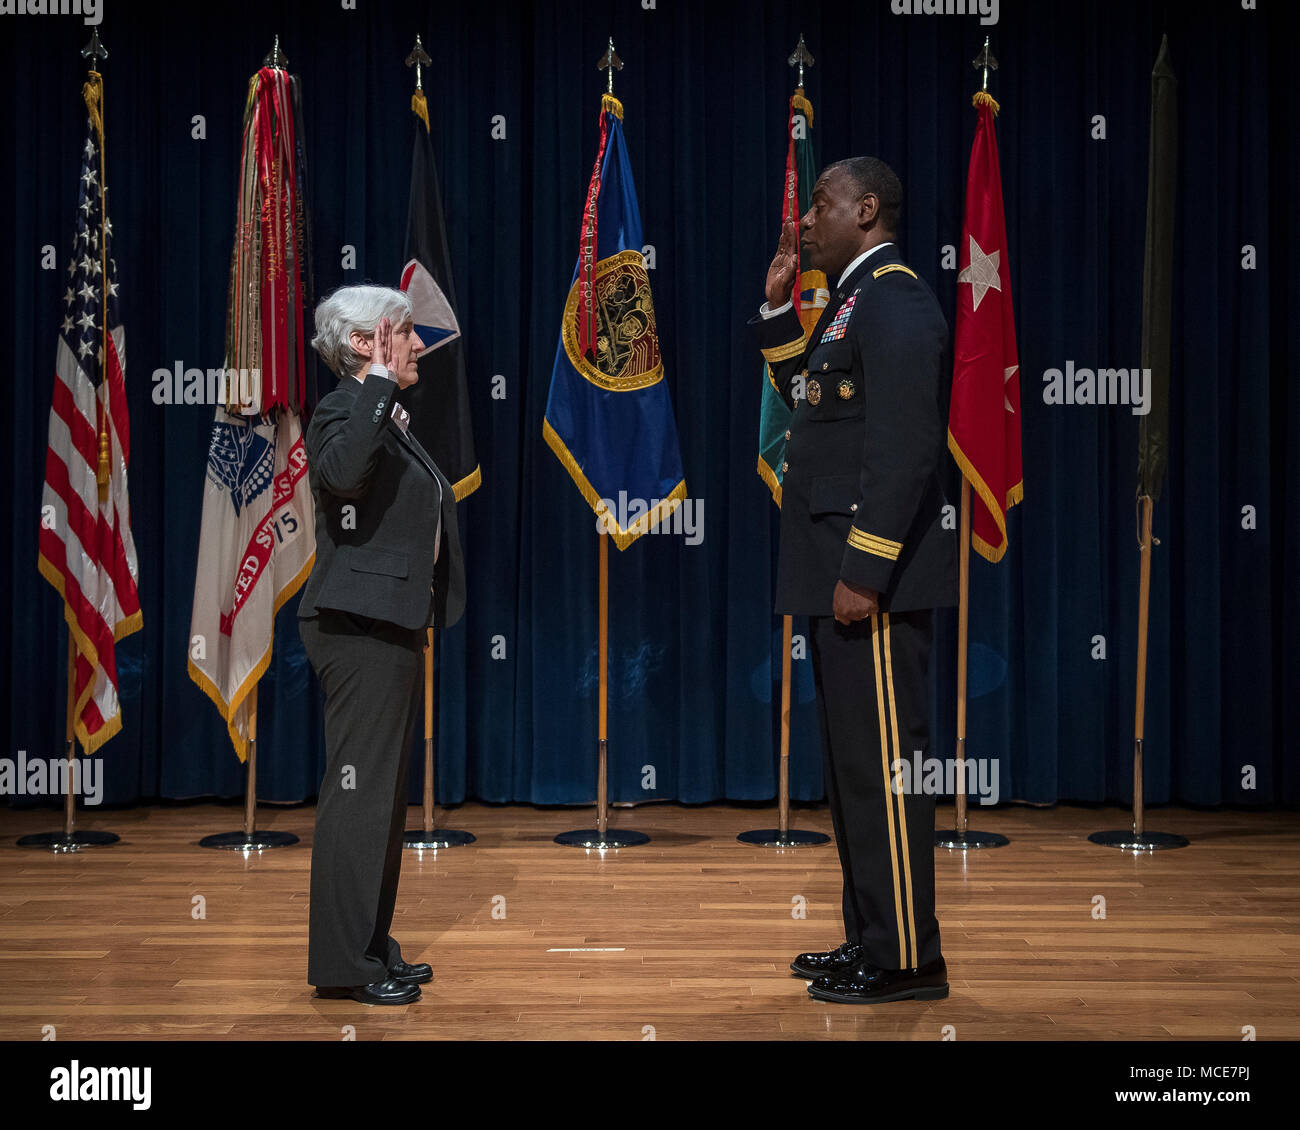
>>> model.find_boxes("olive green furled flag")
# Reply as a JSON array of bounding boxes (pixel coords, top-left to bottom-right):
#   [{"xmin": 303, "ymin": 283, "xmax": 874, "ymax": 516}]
[{"xmin": 1138, "ymin": 35, "xmax": 1177, "ymax": 500}]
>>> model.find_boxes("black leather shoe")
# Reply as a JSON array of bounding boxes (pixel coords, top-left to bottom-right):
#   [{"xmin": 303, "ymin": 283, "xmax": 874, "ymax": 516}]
[
  {"xmin": 389, "ymin": 960, "xmax": 433, "ymax": 985},
  {"xmin": 314, "ymin": 977, "xmax": 421, "ymax": 1005},
  {"xmin": 790, "ymin": 940, "xmax": 864, "ymax": 979},
  {"xmin": 807, "ymin": 957, "xmax": 949, "ymax": 1004}
]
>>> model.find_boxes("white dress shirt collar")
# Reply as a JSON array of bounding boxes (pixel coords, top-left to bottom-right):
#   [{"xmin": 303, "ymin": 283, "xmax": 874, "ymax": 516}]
[{"xmin": 837, "ymin": 241, "xmax": 895, "ymax": 288}]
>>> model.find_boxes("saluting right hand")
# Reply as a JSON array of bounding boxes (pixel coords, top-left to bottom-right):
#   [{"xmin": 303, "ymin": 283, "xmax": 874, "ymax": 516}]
[
  {"xmin": 372, "ymin": 316, "xmax": 394, "ymax": 373},
  {"xmin": 765, "ymin": 219, "xmax": 798, "ymax": 309}
]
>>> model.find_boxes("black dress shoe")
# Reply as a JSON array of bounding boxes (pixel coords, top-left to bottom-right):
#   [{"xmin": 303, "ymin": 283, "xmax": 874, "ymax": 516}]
[
  {"xmin": 389, "ymin": 960, "xmax": 433, "ymax": 985},
  {"xmin": 807, "ymin": 957, "xmax": 949, "ymax": 1004},
  {"xmin": 314, "ymin": 977, "xmax": 422, "ymax": 1005},
  {"xmin": 790, "ymin": 940, "xmax": 864, "ymax": 979}
]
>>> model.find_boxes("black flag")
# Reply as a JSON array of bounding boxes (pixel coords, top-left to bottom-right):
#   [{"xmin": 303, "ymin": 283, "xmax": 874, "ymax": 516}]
[
  {"xmin": 398, "ymin": 89, "xmax": 480, "ymax": 500},
  {"xmin": 1137, "ymin": 35, "xmax": 1177, "ymax": 501}
]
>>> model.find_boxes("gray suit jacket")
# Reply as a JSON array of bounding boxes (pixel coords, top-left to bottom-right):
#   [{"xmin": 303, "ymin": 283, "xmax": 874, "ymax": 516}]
[{"xmin": 297, "ymin": 372, "xmax": 466, "ymax": 630}]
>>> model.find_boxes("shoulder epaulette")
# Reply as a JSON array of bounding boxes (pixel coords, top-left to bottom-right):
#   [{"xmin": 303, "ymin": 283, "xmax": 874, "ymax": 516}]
[{"xmin": 872, "ymin": 263, "xmax": 917, "ymax": 280}]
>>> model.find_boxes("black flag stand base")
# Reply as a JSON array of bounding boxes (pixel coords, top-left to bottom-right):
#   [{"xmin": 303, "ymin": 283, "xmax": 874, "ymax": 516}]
[
  {"xmin": 1090, "ymin": 738, "xmax": 1188, "ymax": 852},
  {"xmin": 1088, "ymin": 829, "xmax": 1189, "ymax": 852},
  {"xmin": 555, "ymin": 828, "xmax": 650, "ymax": 849},
  {"xmin": 556, "ymin": 740, "xmax": 649, "ymax": 849},
  {"xmin": 199, "ymin": 694, "xmax": 299, "ymax": 851},
  {"xmin": 934, "ymin": 829, "xmax": 1009, "ymax": 850},
  {"xmin": 405, "ymin": 828, "xmax": 476, "ymax": 850},
  {"xmin": 200, "ymin": 829, "xmax": 299, "ymax": 850},
  {"xmin": 738, "ymin": 829, "xmax": 829, "ymax": 847},
  {"xmin": 17, "ymin": 829, "xmax": 119, "ymax": 853}
]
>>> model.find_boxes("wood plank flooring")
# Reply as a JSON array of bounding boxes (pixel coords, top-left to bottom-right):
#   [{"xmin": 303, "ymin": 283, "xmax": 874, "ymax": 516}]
[{"xmin": 1, "ymin": 802, "xmax": 1297, "ymax": 1040}]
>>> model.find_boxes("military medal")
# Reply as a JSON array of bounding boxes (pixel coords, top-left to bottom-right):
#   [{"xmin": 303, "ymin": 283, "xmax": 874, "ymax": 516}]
[{"xmin": 806, "ymin": 378, "xmax": 822, "ymax": 405}]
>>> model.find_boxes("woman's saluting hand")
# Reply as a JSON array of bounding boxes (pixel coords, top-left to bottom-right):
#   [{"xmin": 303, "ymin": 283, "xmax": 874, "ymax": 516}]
[{"xmin": 372, "ymin": 316, "xmax": 394, "ymax": 372}]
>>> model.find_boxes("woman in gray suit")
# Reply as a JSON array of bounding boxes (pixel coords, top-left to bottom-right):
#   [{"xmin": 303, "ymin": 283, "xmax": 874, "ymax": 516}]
[{"xmin": 298, "ymin": 285, "xmax": 465, "ymax": 1005}]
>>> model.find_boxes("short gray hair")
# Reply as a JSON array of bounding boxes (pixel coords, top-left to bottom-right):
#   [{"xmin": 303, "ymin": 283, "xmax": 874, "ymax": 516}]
[{"xmin": 311, "ymin": 285, "xmax": 414, "ymax": 378}]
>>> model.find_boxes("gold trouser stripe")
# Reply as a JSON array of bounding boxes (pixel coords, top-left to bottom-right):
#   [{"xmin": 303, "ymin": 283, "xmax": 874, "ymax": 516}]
[
  {"xmin": 882, "ymin": 612, "xmax": 919, "ymax": 968},
  {"xmin": 761, "ymin": 334, "xmax": 807, "ymax": 364},
  {"xmin": 847, "ymin": 528, "xmax": 902, "ymax": 560},
  {"xmin": 871, "ymin": 612, "xmax": 908, "ymax": 969}
]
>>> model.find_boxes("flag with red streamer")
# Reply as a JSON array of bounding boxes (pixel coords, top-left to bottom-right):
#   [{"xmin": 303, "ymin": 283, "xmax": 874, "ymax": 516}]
[
  {"xmin": 223, "ymin": 65, "xmax": 316, "ymax": 416},
  {"xmin": 187, "ymin": 61, "xmax": 317, "ymax": 759}
]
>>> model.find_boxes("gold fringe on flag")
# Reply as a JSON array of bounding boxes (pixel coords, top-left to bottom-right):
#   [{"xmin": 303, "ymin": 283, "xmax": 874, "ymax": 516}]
[
  {"xmin": 792, "ymin": 87, "xmax": 814, "ymax": 126},
  {"xmin": 412, "ymin": 88, "xmax": 431, "ymax": 133}
]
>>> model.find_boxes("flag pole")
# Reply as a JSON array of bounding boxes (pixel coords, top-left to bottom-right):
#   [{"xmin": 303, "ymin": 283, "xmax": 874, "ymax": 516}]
[
  {"xmin": 1090, "ymin": 34, "xmax": 1186, "ymax": 852},
  {"xmin": 18, "ymin": 632, "xmax": 120, "ymax": 850},
  {"xmin": 1135, "ymin": 496, "xmax": 1153, "ymax": 837},
  {"xmin": 195, "ymin": 40, "xmax": 301, "ymax": 854},
  {"xmin": 425, "ymin": 634, "xmax": 434, "ymax": 834},
  {"xmin": 402, "ymin": 33, "xmax": 474, "ymax": 851},
  {"xmin": 598, "ymin": 530, "xmax": 609, "ymax": 836},
  {"xmin": 738, "ymin": 36, "xmax": 830, "ymax": 849},
  {"xmin": 556, "ymin": 40, "xmax": 649, "ymax": 849},
  {"xmin": 199, "ymin": 680, "xmax": 298, "ymax": 850},
  {"xmin": 405, "ymin": 627, "xmax": 476, "ymax": 849},
  {"xmin": 63, "ymin": 639, "xmax": 77, "ymax": 838},
  {"xmin": 191, "ymin": 40, "xmax": 309, "ymax": 851},
  {"xmin": 956, "ymin": 480, "xmax": 971, "ymax": 838},
  {"xmin": 21, "ymin": 31, "xmax": 124, "ymax": 853},
  {"xmin": 778, "ymin": 614, "xmax": 792, "ymax": 838},
  {"xmin": 244, "ymin": 687, "xmax": 258, "ymax": 836},
  {"xmin": 936, "ymin": 37, "xmax": 1009, "ymax": 851},
  {"xmin": 1091, "ymin": 494, "xmax": 1183, "ymax": 850},
  {"xmin": 557, "ymin": 527, "xmax": 647, "ymax": 847}
]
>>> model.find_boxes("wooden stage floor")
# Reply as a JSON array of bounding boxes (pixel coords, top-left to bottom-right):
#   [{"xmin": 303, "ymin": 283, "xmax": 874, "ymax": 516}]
[{"xmin": 1, "ymin": 802, "xmax": 1297, "ymax": 1041}]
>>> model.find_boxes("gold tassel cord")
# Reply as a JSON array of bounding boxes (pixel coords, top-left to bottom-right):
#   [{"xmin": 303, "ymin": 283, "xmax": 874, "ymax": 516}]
[
  {"xmin": 412, "ymin": 88, "xmax": 431, "ymax": 133},
  {"xmin": 972, "ymin": 89, "xmax": 1001, "ymax": 116},
  {"xmin": 791, "ymin": 88, "xmax": 814, "ymax": 127},
  {"xmin": 84, "ymin": 70, "xmax": 111, "ymax": 501}
]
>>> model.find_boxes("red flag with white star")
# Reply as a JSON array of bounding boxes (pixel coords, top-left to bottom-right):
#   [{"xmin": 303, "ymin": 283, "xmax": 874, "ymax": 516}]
[{"xmin": 949, "ymin": 91, "xmax": 1022, "ymax": 562}]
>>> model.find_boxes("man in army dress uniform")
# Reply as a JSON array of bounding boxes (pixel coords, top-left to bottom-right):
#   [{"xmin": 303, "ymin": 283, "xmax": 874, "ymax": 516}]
[{"xmin": 750, "ymin": 157, "xmax": 957, "ymax": 1004}]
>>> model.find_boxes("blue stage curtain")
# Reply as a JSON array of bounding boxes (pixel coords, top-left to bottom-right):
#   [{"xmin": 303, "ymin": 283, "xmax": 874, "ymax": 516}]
[{"xmin": 1, "ymin": 0, "xmax": 1294, "ymax": 810}]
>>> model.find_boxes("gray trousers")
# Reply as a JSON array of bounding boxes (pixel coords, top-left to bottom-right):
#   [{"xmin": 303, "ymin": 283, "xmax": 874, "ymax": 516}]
[{"xmin": 299, "ymin": 610, "xmax": 426, "ymax": 987}]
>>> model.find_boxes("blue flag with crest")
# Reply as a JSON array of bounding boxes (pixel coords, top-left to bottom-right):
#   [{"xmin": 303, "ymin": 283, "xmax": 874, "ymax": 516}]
[{"xmin": 542, "ymin": 94, "xmax": 686, "ymax": 550}]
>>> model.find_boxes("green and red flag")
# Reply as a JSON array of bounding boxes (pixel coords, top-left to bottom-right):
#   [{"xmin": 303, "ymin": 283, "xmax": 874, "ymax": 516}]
[{"xmin": 757, "ymin": 89, "xmax": 827, "ymax": 506}]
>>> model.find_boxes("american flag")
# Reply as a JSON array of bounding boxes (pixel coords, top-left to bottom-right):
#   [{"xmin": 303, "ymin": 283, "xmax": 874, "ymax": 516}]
[{"xmin": 36, "ymin": 72, "xmax": 141, "ymax": 754}]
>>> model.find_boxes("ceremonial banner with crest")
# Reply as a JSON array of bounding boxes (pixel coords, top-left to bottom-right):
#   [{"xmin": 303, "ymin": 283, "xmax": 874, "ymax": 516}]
[
  {"xmin": 542, "ymin": 94, "xmax": 686, "ymax": 550},
  {"xmin": 949, "ymin": 90, "xmax": 1023, "ymax": 562},
  {"xmin": 187, "ymin": 410, "xmax": 314, "ymax": 759},
  {"xmin": 187, "ymin": 60, "xmax": 317, "ymax": 759},
  {"xmin": 757, "ymin": 89, "xmax": 828, "ymax": 506},
  {"xmin": 398, "ymin": 86, "xmax": 479, "ymax": 501}
]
